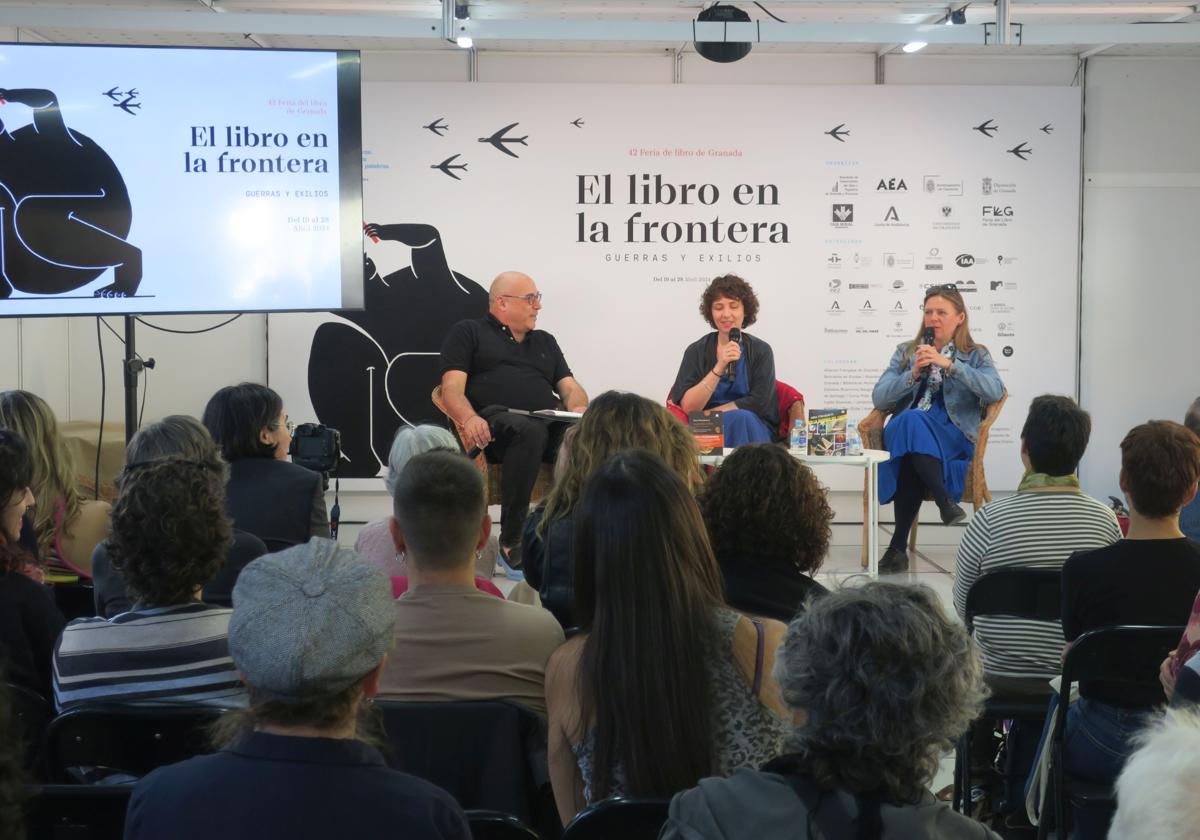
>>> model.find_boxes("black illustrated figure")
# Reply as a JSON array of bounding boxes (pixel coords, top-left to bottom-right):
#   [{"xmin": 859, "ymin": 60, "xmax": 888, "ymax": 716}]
[
  {"xmin": 307, "ymin": 224, "xmax": 488, "ymax": 478},
  {"xmin": 0, "ymin": 88, "xmax": 142, "ymax": 298}
]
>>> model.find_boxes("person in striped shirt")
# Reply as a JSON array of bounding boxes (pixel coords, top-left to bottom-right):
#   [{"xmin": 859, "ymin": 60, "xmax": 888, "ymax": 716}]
[
  {"xmin": 52, "ymin": 455, "xmax": 246, "ymax": 711},
  {"xmin": 953, "ymin": 395, "xmax": 1121, "ymax": 689}
]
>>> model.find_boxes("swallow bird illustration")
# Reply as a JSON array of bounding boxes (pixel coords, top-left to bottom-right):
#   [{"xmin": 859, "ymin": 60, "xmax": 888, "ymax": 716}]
[
  {"xmin": 102, "ymin": 87, "xmax": 122, "ymax": 101},
  {"xmin": 431, "ymin": 154, "xmax": 468, "ymax": 180},
  {"xmin": 423, "ymin": 117, "xmax": 449, "ymax": 137},
  {"xmin": 478, "ymin": 122, "xmax": 528, "ymax": 158},
  {"xmin": 115, "ymin": 96, "xmax": 141, "ymax": 115},
  {"xmin": 824, "ymin": 123, "xmax": 850, "ymax": 142},
  {"xmin": 122, "ymin": 88, "xmax": 138, "ymax": 98},
  {"xmin": 973, "ymin": 119, "xmax": 999, "ymax": 138},
  {"xmin": 571, "ymin": 118, "xmax": 584, "ymax": 128},
  {"xmin": 1007, "ymin": 142, "xmax": 1032, "ymax": 161},
  {"xmin": 1040, "ymin": 123, "xmax": 1054, "ymax": 134}
]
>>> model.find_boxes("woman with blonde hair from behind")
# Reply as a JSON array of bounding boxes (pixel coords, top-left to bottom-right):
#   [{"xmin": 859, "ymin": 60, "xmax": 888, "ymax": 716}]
[
  {"xmin": 522, "ymin": 390, "xmax": 701, "ymax": 627},
  {"xmin": 0, "ymin": 390, "xmax": 110, "ymax": 577}
]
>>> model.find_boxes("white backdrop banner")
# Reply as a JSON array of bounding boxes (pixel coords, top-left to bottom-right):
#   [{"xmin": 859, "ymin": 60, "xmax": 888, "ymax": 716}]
[{"xmin": 269, "ymin": 83, "xmax": 1081, "ymax": 491}]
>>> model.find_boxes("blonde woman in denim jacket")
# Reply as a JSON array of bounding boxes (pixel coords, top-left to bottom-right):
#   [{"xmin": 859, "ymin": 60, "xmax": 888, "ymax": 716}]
[{"xmin": 871, "ymin": 285, "xmax": 1004, "ymax": 573}]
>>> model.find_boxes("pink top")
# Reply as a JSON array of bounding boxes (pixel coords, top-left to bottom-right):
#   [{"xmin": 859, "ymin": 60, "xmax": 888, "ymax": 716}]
[
  {"xmin": 353, "ymin": 518, "xmax": 407, "ymax": 577},
  {"xmin": 391, "ymin": 576, "xmax": 504, "ymax": 600}
]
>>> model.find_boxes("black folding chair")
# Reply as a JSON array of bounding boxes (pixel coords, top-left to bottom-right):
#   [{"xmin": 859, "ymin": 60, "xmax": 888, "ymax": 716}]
[
  {"xmin": 53, "ymin": 582, "xmax": 98, "ymax": 621},
  {"xmin": 561, "ymin": 797, "xmax": 670, "ymax": 840},
  {"xmin": 7, "ymin": 682, "xmax": 53, "ymax": 774},
  {"xmin": 22, "ymin": 783, "xmax": 133, "ymax": 840},
  {"xmin": 955, "ymin": 568, "xmax": 1062, "ymax": 812},
  {"xmin": 1041, "ymin": 624, "xmax": 1184, "ymax": 840},
  {"xmin": 43, "ymin": 704, "xmax": 225, "ymax": 783},
  {"xmin": 466, "ymin": 809, "xmax": 542, "ymax": 840},
  {"xmin": 373, "ymin": 700, "xmax": 553, "ymax": 834}
]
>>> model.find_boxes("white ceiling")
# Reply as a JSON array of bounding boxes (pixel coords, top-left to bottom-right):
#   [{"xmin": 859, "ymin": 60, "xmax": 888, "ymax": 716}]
[{"xmin": 0, "ymin": 0, "xmax": 1198, "ymax": 56}]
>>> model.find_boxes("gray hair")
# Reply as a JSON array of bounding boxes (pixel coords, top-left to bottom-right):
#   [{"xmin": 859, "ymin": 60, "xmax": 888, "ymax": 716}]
[
  {"xmin": 1186, "ymin": 397, "xmax": 1200, "ymax": 437},
  {"xmin": 383, "ymin": 424, "xmax": 459, "ymax": 495},
  {"xmin": 774, "ymin": 582, "xmax": 986, "ymax": 802},
  {"xmin": 1111, "ymin": 706, "xmax": 1200, "ymax": 840},
  {"xmin": 126, "ymin": 415, "xmax": 229, "ymax": 484}
]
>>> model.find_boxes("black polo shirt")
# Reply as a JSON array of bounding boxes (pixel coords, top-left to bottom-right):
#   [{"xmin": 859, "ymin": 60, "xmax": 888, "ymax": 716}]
[{"xmin": 440, "ymin": 314, "xmax": 572, "ymax": 412}]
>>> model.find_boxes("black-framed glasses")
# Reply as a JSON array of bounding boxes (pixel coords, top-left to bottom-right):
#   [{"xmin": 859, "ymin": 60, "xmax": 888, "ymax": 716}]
[{"xmin": 498, "ymin": 293, "xmax": 543, "ymax": 305}]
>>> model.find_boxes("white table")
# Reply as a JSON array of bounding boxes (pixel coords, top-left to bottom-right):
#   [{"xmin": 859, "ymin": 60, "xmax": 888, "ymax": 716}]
[{"xmin": 700, "ymin": 448, "xmax": 892, "ymax": 576}]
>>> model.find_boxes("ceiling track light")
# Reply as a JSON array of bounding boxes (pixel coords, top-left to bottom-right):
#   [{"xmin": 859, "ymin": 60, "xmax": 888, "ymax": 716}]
[
  {"xmin": 454, "ymin": 3, "xmax": 469, "ymax": 21},
  {"xmin": 946, "ymin": 5, "xmax": 969, "ymax": 25}
]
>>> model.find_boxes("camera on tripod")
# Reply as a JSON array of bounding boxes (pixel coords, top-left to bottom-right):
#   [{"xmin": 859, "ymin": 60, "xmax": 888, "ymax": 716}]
[{"xmin": 288, "ymin": 423, "xmax": 341, "ymax": 487}]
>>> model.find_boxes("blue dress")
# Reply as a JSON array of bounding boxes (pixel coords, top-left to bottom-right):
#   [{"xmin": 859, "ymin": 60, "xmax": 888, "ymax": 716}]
[
  {"xmin": 709, "ymin": 355, "xmax": 774, "ymax": 448},
  {"xmin": 877, "ymin": 389, "xmax": 974, "ymax": 505}
]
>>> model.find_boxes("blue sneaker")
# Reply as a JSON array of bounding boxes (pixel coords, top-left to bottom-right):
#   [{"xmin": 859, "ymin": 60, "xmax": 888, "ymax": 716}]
[{"xmin": 497, "ymin": 543, "xmax": 524, "ymax": 582}]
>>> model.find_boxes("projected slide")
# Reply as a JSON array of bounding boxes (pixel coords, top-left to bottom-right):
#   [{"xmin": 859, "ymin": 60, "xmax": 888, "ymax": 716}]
[{"xmin": 0, "ymin": 44, "xmax": 361, "ymax": 315}]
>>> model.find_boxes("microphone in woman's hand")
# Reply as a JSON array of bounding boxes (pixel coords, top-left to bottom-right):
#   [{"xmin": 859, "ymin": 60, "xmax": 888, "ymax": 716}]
[
  {"xmin": 920, "ymin": 327, "xmax": 935, "ymax": 378},
  {"xmin": 727, "ymin": 328, "xmax": 742, "ymax": 383}
]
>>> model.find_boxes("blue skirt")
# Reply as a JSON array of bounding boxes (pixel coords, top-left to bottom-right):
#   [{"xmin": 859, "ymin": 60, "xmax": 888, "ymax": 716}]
[
  {"xmin": 877, "ymin": 400, "xmax": 974, "ymax": 505},
  {"xmin": 720, "ymin": 409, "xmax": 774, "ymax": 448}
]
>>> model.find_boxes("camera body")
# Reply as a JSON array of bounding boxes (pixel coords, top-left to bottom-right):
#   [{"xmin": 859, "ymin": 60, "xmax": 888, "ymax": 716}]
[{"xmin": 288, "ymin": 423, "xmax": 342, "ymax": 485}]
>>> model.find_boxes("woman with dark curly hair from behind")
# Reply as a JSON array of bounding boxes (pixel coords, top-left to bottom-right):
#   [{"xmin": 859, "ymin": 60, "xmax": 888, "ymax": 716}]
[
  {"xmin": 669, "ymin": 274, "xmax": 779, "ymax": 447},
  {"xmin": 699, "ymin": 444, "xmax": 831, "ymax": 622},
  {"xmin": 662, "ymin": 582, "xmax": 999, "ymax": 840},
  {"xmin": 52, "ymin": 458, "xmax": 246, "ymax": 711}
]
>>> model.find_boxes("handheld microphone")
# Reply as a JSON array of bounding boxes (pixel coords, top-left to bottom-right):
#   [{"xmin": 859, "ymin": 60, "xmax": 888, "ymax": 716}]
[
  {"xmin": 920, "ymin": 327, "xmax": 936, "ymax": 379},
  {"xmin": 727, "ymin": 327, "xmax": 742, "ymax": 383}
]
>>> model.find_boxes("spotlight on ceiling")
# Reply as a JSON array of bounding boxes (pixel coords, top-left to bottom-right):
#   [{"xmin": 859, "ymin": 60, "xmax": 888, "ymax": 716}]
[
  {"xmin": 947, "ymin": 6, "xmax": 968, "ymax": 24},
  {"xmin": 455, "ymin": 3, "xmax": 469, "ymax": 21},
  {"xmin": 902, "ymin": 41, "xmax": 928, "ymax": 52},
  {"xmin": 694, "ymin": 3, "xmax": 753, "ymax": 64}
]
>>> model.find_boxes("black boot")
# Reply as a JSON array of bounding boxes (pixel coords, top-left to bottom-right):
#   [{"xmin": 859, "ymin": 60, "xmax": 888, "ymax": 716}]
[{"xmin": 879, "ymin": 546, "xmax": 910, "ymax": 574}]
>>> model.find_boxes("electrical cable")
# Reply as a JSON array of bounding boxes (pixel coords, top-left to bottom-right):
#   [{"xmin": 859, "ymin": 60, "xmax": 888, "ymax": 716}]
[
  {"xmin": 94, "ymin": 318, "xmax": 105, "ymax": 500},
  {"xmin": 752, "ymin": 2, "xmax": 786, "ymax": 22},
  {"xmin": 134, "ymin": 314, "xmax": 242, "ymax": 334},
  {"xmin": 98, "ymin": 317, "xmax": 150, "ymax": 430}
]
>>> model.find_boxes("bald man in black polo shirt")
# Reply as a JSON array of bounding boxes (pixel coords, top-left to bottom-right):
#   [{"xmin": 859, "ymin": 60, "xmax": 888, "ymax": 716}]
[{"xmin": 439, "ymin": 271, "xmax": 589, "ymax": 578}]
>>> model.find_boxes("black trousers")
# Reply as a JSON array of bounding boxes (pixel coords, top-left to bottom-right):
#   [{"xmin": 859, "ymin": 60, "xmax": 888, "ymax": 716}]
[
  {"xmin": 889, "ymin": 452, "xmax": 949, "ymax": 551},
  {"xmin": 484, "ymin": 412, "xmax": 569, "ymax": 547}
]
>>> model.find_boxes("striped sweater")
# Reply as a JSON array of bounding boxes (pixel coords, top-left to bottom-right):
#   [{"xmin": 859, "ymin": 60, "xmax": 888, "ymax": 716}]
[
  {"xmin": 953, "ymin": 491, "xmax": 1122, "ymax": 679},
  {"xmin": 53, "ymin": 602, "xmax": 247, "ymax": 712}
]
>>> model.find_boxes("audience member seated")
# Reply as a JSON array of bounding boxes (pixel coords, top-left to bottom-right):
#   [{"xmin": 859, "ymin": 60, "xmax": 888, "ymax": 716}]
[
  {"xmin": 202, "ymin": 382, "xmax": 329, "ymax": 549},
  {"xmin": 544, "ymin": 450, "xmax": 790, "ymax": 826},
  {"xmin": 953, "ymin": 395, "xmax": 1121, "ymax": 690},
  {"xmin": 0, "ymin": 390, "xmax": 110, "ymax": 577},
  {"xmin": 698, "ymin": 444, "xmax": 831, "ymax": 622},
  {"xmin": 1040, "ymin": 419, "xmax": 1200, "ymax": 839},
  {"xmin": 1109, "ymin": 707, "xmax": 1200, "ymax": 840},
  {"xmin": 91, "ymin": 416, "xmax": 268, "ymax": 617},
  {"xmin": 124, "ymin": 540, "xmax": 470, "ymax": 840},
  {"xmin": 0, "ymin": 430, "xmax": 65, "ymax": 699},
  {"xmin": 1182, "ymin": 396, "xmax": 1200, "ymax": 541},
  {"xmin": 354, "ymin": 423, "xmax": 501, "ymax": 598},
  {"xmin": 377, "ymin": 451, "xmax": 563, "ymax": 714},
  {"xmin": 52, "ymin": 458, "xmax": 245, "ymax": 711},
  {"xmin": 523, "ymin": 391, "xmax": 702, "ymax": 627},
  {"xmin": 661, "ymin": 582, "xmax": 997, "ymax": 840}
]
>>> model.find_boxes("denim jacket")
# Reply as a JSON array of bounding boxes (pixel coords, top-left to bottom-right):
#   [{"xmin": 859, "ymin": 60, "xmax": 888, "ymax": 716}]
[{"xmin": 871, "ymin": 342, "xmax": 1004, "ymax": 443}]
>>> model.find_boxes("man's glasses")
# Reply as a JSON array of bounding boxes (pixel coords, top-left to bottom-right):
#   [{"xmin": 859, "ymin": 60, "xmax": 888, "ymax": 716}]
[
  {"xmin": 273, "ymin": 419, "xmax": 296, "ymax": 435},
  {"xmin": 498, "ymin": 293, "xmax": 543, "ymax": 305}
]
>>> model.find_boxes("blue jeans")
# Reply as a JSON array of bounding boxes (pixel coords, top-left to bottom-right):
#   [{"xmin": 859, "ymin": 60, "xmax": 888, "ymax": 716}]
[{"xmin": 1030, "ymin": 695, "xmax": 1150, "ymax": 839}]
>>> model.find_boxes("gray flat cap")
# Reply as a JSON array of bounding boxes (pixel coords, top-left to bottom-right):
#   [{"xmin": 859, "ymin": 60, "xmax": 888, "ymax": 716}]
[{"xmin": 230, "ymin": 538, "xmax": 395, "ymax": 700}]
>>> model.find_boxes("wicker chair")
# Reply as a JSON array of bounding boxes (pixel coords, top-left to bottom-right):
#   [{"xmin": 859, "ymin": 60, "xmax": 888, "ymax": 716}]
[
  {"xmin": 430, "ymin": 386, "xmax": 554, "ymax": 507},
  {"xmin": 858, "ymin": 390, "xmax": 1007, "ymax": 568}
]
